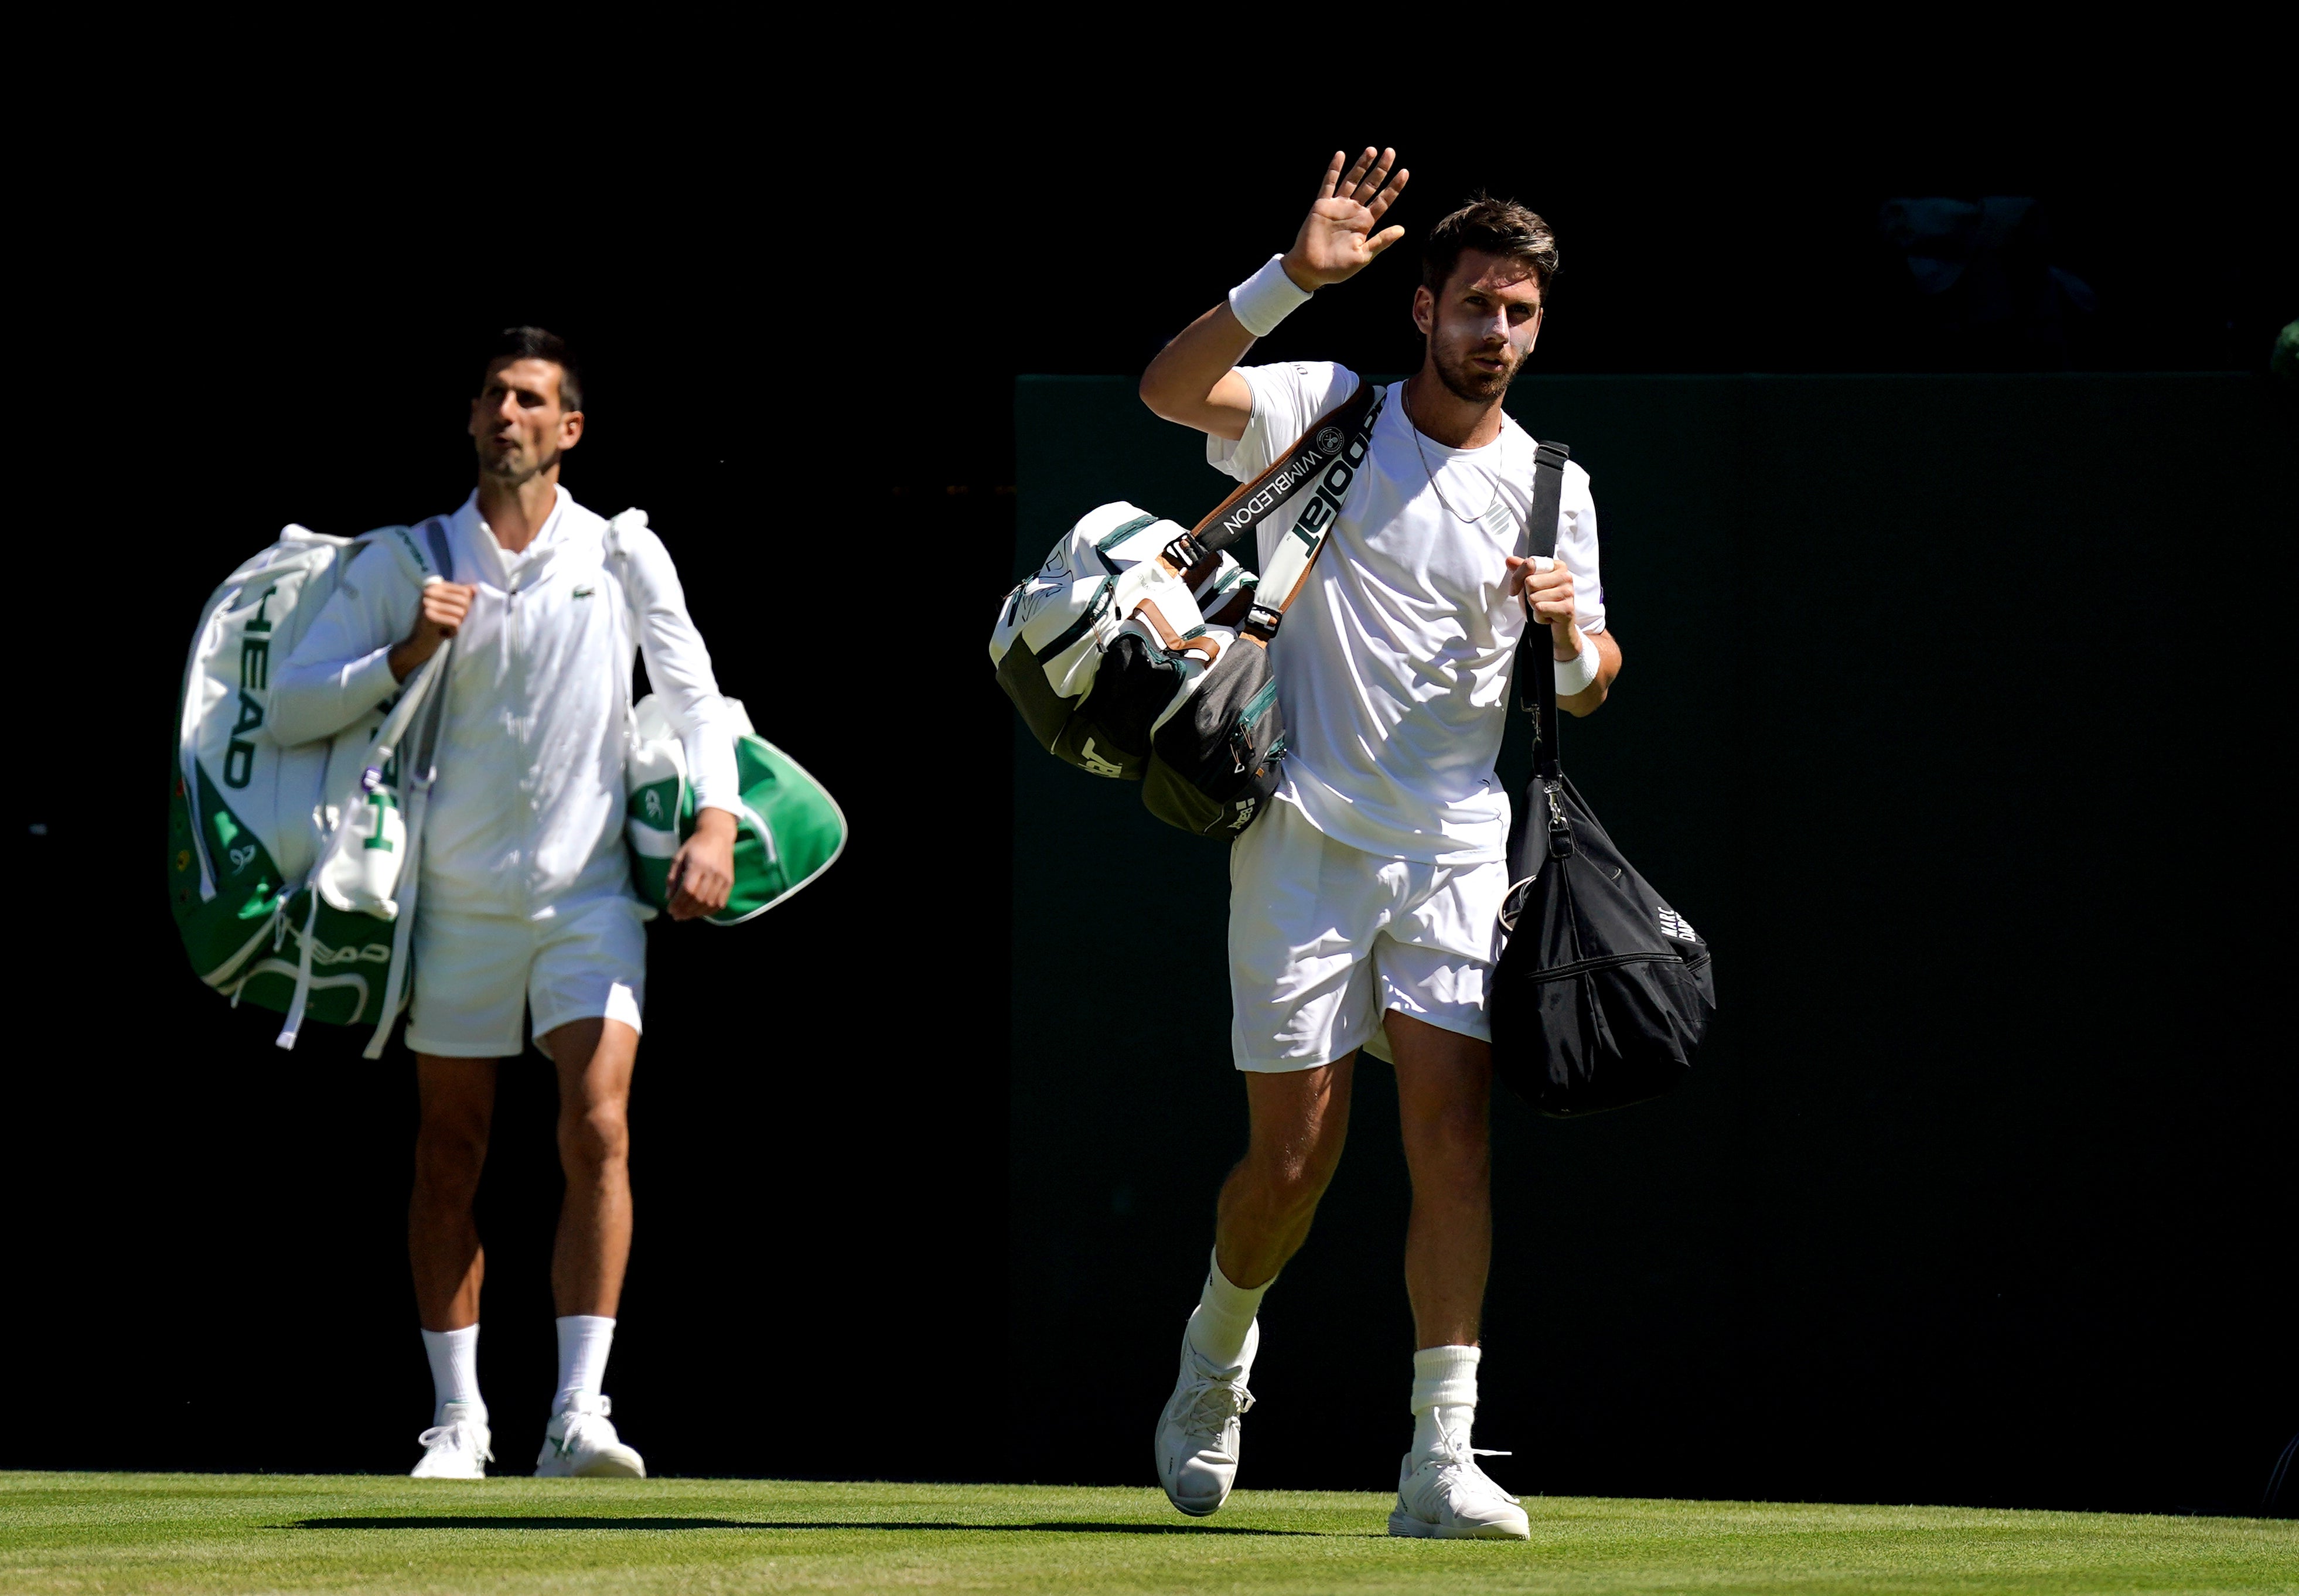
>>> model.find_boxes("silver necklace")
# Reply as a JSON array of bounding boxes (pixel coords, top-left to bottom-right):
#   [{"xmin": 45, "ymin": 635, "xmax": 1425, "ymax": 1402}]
[{"xmin": 1402, "ymin": 383, "xmax": 1502, "ymax": 524}]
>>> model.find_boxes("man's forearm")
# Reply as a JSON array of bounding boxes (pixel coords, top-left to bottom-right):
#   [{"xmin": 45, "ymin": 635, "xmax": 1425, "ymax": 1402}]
[
  {"xmin": 1556, "ymin": 630, "xmax": 1621, "ymax": 718},
  {"xmin": 1138, "ymin": 299, "xmax": 1260, "ymax": 437},
  {"xmin": 387, "ymin": 635, "xmax": 442, "ymax": 683},
  {"xmin": 1142, "ymin": 148, "xmax": 1405, "ymax": 439},
  {"xmin": 271, "ymin": 646, "xmax": 402, "ymax": 747}
]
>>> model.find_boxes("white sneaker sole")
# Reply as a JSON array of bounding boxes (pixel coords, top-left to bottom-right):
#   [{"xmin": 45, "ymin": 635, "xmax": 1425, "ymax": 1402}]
[
  {"xmin": 1153, "ymin": 1427, "xmax": 1233, "ymax": 1517},
  {"xmin": 1387, "ymin": 1506, "xmax": 1530, "ymax": 1540},
  {"xmin": 536, "ymin": 1451, "xmax": 646, "ymax": 1479},
  {"xmin": 1159, "ymin": 1474, "xmax": 1226, "ymax": 1518}
]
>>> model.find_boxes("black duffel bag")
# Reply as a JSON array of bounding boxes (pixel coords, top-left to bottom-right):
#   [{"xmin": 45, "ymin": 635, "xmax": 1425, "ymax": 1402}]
[{"xmin": 1488, "ymin": 441, "xmax": 1715, "ymax": 1117}]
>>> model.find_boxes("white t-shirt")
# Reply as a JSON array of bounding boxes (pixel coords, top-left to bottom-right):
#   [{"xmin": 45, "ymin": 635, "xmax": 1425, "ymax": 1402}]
[{"xmin": 1209, "ymin": 362, "xmax": 1605, "ymax": 865}]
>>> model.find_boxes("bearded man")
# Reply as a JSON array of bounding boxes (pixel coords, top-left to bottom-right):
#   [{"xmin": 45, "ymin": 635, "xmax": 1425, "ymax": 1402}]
[{"xmin": 1136, "ymin": 150, "xmax": 1620, "ymax": 1538}]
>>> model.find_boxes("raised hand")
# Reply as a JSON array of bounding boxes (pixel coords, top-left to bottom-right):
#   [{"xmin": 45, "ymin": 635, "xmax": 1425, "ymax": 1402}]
[{"xmin": 1281, "ymin": 148, "xmax": 1411, "ymax": 291}]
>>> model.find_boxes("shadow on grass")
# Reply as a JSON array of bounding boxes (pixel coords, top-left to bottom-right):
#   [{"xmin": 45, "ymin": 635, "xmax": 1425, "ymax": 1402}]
[{"xmin": 288, "ymin": 1517, "xmax": 1321, "ymax": 1537}]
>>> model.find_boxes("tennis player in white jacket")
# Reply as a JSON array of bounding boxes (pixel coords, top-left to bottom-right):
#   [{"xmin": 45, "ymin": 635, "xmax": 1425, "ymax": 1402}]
[{"xmin": 275, "ymin": 328, "xmax": 743, "ymax": 1480}]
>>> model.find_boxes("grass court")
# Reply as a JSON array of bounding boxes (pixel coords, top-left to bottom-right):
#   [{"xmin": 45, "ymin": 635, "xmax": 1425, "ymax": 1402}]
[{"xmin": 2, "ymin": 1472, "xmax": 2290, "ymax": 1594}]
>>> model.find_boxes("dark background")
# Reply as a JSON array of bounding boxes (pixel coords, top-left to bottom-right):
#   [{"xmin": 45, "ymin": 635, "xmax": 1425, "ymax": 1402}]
[{"xmin": 8, "ymin": 106, "xmax": 2291, "ymax": 1517}]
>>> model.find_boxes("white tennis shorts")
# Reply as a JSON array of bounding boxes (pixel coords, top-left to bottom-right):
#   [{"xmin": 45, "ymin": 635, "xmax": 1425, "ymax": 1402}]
[
  {"xmin": 1229, "ymin": 797, "xmax": 1505, "ymax": 1073},
  {"xmin": 404, "ymin": 892, "xmax": 647, "ymax": 1060}
]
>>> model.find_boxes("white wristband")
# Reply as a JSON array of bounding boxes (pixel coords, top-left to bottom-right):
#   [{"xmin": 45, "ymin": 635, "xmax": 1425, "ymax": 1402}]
[
  {"xmin": 1229, "ymin": 255, "xmax": 1312, "ymax": 337},
  {"xmin": 1552, "ymin": 632, "xmax": 1601, "ymax": 696}
]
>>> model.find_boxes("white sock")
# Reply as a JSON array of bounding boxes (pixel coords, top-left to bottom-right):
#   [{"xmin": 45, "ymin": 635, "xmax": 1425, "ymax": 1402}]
[
  {"xmin": 1184, "ymin": 1249, "xmax": 1268, "ymax": 1370},
  {"xmin": 420, "ymin": 1325, "xmax": 483, "ymax": 1426},
  {"xmin": 554, "ymin": 1315, "xmax": 616, "ymax": 1413},
  {"xmin": 1411, "ymin": 1343, "xmax": 1481, "ymax": 1457}
]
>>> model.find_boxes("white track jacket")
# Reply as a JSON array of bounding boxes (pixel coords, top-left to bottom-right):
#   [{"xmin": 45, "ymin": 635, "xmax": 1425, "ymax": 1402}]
[{"xmin": 274, "ymin": 488, "xmax": 739, "ymax": 918}]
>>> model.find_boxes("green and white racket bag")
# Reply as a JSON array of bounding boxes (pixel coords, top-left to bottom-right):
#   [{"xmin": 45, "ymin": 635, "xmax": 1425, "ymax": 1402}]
[
  {"xmin": 169, "ymin": 520, "xmax": 453, "ymax": 1055},
  {"xmin": 624, "ymin": 695, "xmax": 848, "ymax": 924}
]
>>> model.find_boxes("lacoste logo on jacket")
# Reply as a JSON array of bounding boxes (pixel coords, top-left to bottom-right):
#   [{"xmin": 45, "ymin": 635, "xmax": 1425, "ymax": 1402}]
[{"xmin": 572, "ymin": 585, "xmax": 595, "ymax": 599}]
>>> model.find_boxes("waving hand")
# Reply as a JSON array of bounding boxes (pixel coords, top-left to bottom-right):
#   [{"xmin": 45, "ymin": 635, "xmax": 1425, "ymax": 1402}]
[
  {"xmin": 1282, "ymin": 147, "xmax": 1411, "ymax": 290},
  {"xmin": 1137, "ymin": 144, "xmax": 1411, "ymax": 441}
]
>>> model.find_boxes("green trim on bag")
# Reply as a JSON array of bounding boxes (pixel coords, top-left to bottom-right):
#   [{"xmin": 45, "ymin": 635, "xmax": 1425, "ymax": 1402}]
[
  {"xmin": 626, "ymin": 734, "xmax": 848, "ymax": 926},
  {"xmin": 629, "ymin": 777, "xmax": 681, "ymax": 837},
  {"xmin": 172, "ymin": 758, "xmax": 408, "ymax": 1026},
  {"xmin": 230, "ymin": 888, "xmax": 397, "ymax": 1025},
  {"xmin": 1240, "ymin": 678, "xmax": 1279, "ymax": 727},
  {"xmin": 1094, "ymin": 513, "xmax": 1158, "ymax": 557},
  {"xmin": 172, "ymin": 761, "xmax": 288, "ymax": 981}
]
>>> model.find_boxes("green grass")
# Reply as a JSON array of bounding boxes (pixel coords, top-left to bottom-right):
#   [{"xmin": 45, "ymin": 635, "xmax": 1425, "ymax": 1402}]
[{"xmin": 0, "ymin": 1474, "xmax": 2289, "ymax": 1595}]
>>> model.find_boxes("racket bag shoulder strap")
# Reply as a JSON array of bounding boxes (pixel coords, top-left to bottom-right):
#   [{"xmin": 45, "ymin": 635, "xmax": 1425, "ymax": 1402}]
[
  {"xmin": 1488, "ymin": 442, "xmax": 1716, "ymax": 1117},
  {"xmin": 1172, "ymin": 375, "xmax": 1385, "ymax": 643}
]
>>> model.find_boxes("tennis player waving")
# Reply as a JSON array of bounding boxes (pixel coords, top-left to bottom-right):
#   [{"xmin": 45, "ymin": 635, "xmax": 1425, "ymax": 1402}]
[{"xmin": 1138, "ymin": 149, "xmax": 1621, "ymax": 1539}]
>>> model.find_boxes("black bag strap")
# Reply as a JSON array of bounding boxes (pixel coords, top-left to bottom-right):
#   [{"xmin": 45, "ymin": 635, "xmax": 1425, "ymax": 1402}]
[{"xmin": 1515, "ymin": 441, "xmax": 1573, "ymax": 780}]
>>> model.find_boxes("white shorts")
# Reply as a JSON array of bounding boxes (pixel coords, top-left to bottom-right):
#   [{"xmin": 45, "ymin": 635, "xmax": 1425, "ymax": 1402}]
[
  {"xmin": 1228, "ymin": 797, "xmax": 1505, "ymax": 1073},
  {"xmin": 404, "ymin": 894, "xmax": 647, "ymax": 1060}
]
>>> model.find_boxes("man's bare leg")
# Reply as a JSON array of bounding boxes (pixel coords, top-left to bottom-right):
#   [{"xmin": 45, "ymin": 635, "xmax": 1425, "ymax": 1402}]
[
  {"xmin": 541, "ymin": 1017, "xmax": 638, "ymax": 1318},
  {"xmin": 518, "ymin": 1017, "xmax": 646, "ymax": 1479},
  {"xmin": 411, "ymin": 1056, "xmax": 500, "ymax": 1331},
  {"xmin": 1383, "ymin": 1010, "xmax": 1523, "ymax": 1539},
  {"xmin": 1386, "ymin": 1010, "xmax": 1493, "ymax": 1349},
  {"xmin": 1158, "ymin": 1054, "xmax": 1359, "ymax": 1516},
  {"xmin": 408, "ymin": 1055, "xmax": 502, "ymax": 1471},
  {"xmin": 1213, "ymin": 1055, "xmax": 1358, "ymax": 1290}
]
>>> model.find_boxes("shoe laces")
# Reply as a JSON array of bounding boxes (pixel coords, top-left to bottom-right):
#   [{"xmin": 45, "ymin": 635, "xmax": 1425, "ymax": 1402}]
[
  {"xmin": 552, "ymin": 1397, "xmax": 616, "ymax": 1454},
  {"xmin": 1425, "ymin": 1421, "xmax": 1518, "ymax": 1505},
  {"xmin": 417, "ymin": 1418, "xmax": 494, "ymax": 1462},
  {"xmin": 1176, "ymin": 1369, "xmax": 1256, "ymax": 1442},
  {"xmin": 557, "ymin": 1393, "xmax": 612, "ymax": 1424}
]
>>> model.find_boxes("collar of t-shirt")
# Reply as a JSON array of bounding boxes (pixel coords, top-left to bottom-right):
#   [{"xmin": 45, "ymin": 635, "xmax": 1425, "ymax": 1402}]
[{"xmin": 448, "ymin": 485, "xmax": 574, "ymax": 590}]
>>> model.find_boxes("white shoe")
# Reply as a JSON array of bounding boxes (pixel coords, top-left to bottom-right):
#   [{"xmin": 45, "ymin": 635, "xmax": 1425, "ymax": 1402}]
[
  {"xmin": 1387, "ymin": 1420, "xmax": 1531, "ymax": 1540},
  {"xmin": 1154, "ymin": 1318, "xmax": 1258, "ymax": 1517},
  {"xmin": 411, "ymin": 1400, "xmax": 492, "ymax": 1479},
  {"xmin": 534, "ymin": 1393, "xmax": 646, "ymax": 1479}
]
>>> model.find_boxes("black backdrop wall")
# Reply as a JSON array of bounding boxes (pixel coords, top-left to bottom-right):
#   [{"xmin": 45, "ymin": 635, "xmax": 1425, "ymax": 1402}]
[{"xmin": 6, "ymin": 108, "xmax": 2290, "ymax": 1515}]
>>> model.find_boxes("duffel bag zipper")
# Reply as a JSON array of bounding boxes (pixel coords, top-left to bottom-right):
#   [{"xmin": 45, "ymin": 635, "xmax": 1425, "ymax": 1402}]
[
  {"xmin": 1523, "ymin": 949, "xmax": 1710, "ymax": 984},
  {"xmin": 1034, "ymin": 577, "xmax": 1116, "ymax": 663},
  {"xmin": 1226, "ymin": 681, "xmax": 1282, "ymax": 774},
  {"xmin": 1240, "ymin": 678, "xmax": 1279, "ymax": 725}
]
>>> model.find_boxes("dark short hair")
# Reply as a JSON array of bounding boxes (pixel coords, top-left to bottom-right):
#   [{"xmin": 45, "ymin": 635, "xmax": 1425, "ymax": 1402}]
[
  {"xmin": 480, "ymin": 326, "xmax": 582, "ymax": 413},
  {"xmin": 1422, "ymin": 196, "xmax": 1560, "ymax": 303}
]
